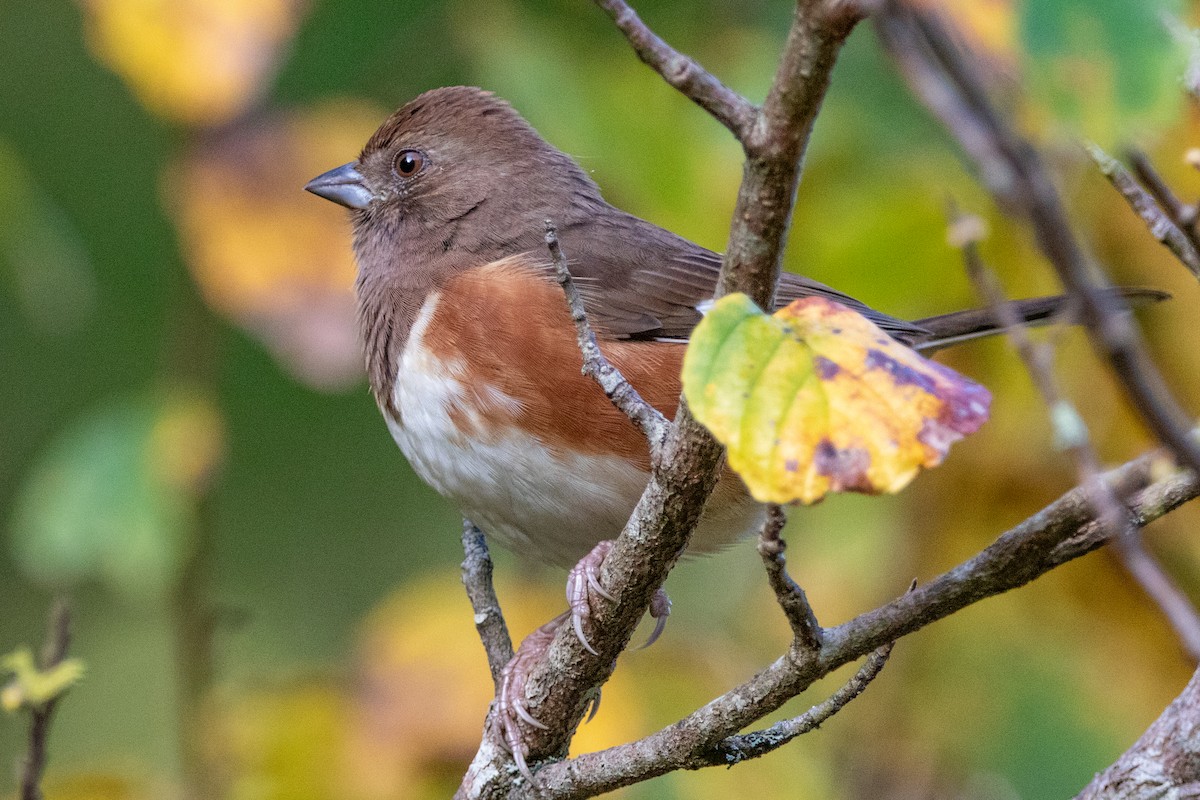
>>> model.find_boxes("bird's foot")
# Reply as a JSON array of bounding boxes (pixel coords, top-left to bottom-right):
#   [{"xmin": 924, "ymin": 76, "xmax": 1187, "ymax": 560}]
[
  {"xmin": 566, "ymin": 540, "xmax": 672, "ymax": 655},
  {"xmin": 492, "ymin": 612, "xmax": 562, "ymax": 782},
  {"xmin": 491, "ymin": 541, "xmax": 673, "ymax": 780}
]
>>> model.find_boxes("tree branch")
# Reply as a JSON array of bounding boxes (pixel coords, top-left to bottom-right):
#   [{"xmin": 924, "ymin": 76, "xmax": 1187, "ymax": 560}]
[
  {"xmin": 951, "ymin": 207, "xmax": 1200, "ymax": 662},
  {"xmin": 591, "ymin": 0, "xmax": 757, "ymax": 138},
  {"xmin": 530, "ymin": 450, "xmax": 1199, "ymax": 798},
  {"xmin": 758, "ymin": 503, "xmax": 822, "ymax": 649},
  {"xmin": 1088, "ymin": 144, "xmax": 1200, "ymax": 281},
  {"xmin": 1074, "ymin": 661, "xmax": 1200, "ymax": 799},
  {"xmin": 458, "ymin": 3, "xmax": 1200, "ymax": 797},
  {"xmin": 703, "ymin": 641, "xmax": 893, "ymax": 767},
  {"xmin": 717, "ymin": 0, "xmax": 862, "ymax": 306},
  {"xmin": 461, "ymin": 520, "xmax": 515, "ymax": 689},
  {"xmin": 1128, "ymin": 150, "xmax": 1199, "ymax": 238}
]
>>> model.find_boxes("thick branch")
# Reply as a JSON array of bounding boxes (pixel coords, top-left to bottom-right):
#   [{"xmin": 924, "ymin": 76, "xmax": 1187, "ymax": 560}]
[
  {"xmin": 876, "ymin": 3, "xmax": 1200, "ymax": 480},
  {"xmin": 461, "ymin": 520, "xmax": 515, "ymax": 688},
  {"xmin": 718, "ymin": 0, "xmax": 861, "ymax": 307}
]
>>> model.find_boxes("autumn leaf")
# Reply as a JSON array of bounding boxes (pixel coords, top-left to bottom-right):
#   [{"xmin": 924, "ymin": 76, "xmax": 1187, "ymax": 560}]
[
  {"xmin": 682, "ymin": 294, "xmax": 991, "ymax": 504},
  {"xmin": 166, "ymin": 101, "xmax": 384, "ymax": 389}
]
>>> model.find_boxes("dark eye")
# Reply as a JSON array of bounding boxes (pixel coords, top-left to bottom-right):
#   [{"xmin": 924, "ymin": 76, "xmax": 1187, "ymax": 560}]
[{"xmin": 394, "ymin": 149, "xmax": 425, "ymax": 177}]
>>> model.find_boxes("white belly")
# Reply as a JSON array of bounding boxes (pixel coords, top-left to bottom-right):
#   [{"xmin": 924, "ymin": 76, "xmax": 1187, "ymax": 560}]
[{"xmin": 387, "ymin": 291, "xmax": 764, "ymax": 566}]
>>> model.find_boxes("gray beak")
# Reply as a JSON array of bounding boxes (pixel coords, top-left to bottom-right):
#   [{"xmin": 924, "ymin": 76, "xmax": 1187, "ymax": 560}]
[{"xmin": 305, "ymin": 162, "xmax": 373, "ymax": 210}]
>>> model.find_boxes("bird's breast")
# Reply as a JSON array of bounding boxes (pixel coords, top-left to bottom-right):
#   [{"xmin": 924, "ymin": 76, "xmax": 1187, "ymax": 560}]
[
  {"xmin": 385, "ymin": 283, "xmax": 654, "ymax": 564},
  {"xmin": 379, "ymin": 257, "xmax": 757, "ymax": 564}
]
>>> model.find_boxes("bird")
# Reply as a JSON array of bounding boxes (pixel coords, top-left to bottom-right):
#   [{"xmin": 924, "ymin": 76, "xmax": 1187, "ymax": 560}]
[
  {"xmin": 305, "ymin": 84, "xmax": 1152, "ymax": 566},
  {"xmin": 305, "ymin": 85, "xmax": 1162, "ymax": 773}
]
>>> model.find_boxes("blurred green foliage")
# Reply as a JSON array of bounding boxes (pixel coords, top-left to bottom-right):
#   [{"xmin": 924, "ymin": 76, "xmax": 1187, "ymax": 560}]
[{"xmin": 1, "ymin": 0, "xmax": 1199, "ymax": 797}]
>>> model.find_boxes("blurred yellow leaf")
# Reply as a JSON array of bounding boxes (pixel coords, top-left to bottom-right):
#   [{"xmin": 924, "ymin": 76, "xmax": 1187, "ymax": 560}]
[
  {"xmin": 77, "ymin": 0, "xmax": 306, "ymax": 126},
  {"xmin": 167, "ymin": 102, "xmax": 384, "ymax": 389},
  {"xmin": 148, "ymin": 390, "xmax": 225, "ymax": 494},
  {"xmin": 345, "ymin": 574, "xmax": 649, "ymax": 799},
  {"xmin": 917, "ymin": 0, "xmax": 1017, "ymax": 62},
  {"xmin": 950, "ymin": 0, "xmax": 1016, "ymax": 59},
  {"xmin": 207, "ymin": 681, "xmax": 348, "ymax": 800},
  {"xmin": 682, "ymin": 294, "xmax": 991, "ymax": 504},
  {"xmin": 1, "ymin": 647, "xmax": 85, "ymax": 712}
]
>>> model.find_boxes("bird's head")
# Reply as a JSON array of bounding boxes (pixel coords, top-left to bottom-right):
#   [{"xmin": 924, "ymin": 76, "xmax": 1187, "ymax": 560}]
[{"xmin": 306, "ymin": 86, "xmax": 601, "ymax": 264}]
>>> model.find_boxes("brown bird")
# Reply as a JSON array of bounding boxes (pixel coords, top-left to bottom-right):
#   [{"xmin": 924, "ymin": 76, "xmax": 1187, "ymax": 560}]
[
  {"xmin": 306, "ymin": 85, "xmax": 1161, "ymax": 772},
  {"xmin": 305, "ymin": 85, "xmax": 1148, "ymax": 564}
]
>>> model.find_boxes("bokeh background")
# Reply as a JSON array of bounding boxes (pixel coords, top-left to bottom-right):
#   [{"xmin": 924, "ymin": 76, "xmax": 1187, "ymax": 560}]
[{"xmin": 3, "ymin": 0, "xmax": 1200, "ymax": 797}]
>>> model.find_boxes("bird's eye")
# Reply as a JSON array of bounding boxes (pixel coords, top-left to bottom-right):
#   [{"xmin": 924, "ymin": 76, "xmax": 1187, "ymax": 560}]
[{"xmin": 394, "ymin": 149, "xmax": 425, "ymax": 177}]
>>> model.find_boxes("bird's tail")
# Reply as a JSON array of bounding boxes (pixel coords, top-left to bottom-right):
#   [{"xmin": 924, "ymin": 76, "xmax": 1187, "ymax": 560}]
[{"xmin": 909, "ymin": 287, "xmax": 1170, "ymax": 353}]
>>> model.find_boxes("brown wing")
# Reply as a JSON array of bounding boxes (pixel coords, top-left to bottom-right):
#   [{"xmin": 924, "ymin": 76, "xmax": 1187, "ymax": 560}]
[{"xmin": 549, "ymin": 209, "xmax": 930, "ymax": 343}]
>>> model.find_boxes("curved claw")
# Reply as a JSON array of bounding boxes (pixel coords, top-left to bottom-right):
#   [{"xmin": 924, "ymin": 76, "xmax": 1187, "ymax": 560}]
[
  {"xmin": 491, "ymin": 613, "xmax": 565, "ymax": 783},
  {"xmin": 512, "ymin": 697, "xmax": 548, "ymax": 730},
  {"xmin": 566, "ymin": 540, "xmax": 616, "ymax": 653},
  {"xmin": 638, "ymin": 588, "xmax": 672, "ymax": 650},
  {"xmin": 495, "ymin": 717, "xmax": 533, "ymax": 782},
  {"xmin": 584, "ymin": 687, "xmax": 603, "ymax": 723},
  {"xmin": 587, "ymin": 569, "xmax": 616, "ymax": 602},
  {"xmin": 572, "ymin": 609, "xmax": 599, "ymax": 656}
]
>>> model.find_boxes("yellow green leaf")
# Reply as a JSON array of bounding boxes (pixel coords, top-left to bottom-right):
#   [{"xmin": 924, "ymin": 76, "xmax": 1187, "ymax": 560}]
[
  {"xmin": 10, "ymin": 390, "xmax": 224, "ymax": 599},
  {"xmin": 682, "ymin": 294, "xmax": 991, "ymax": 504},
  {"xmin": 2, "ymin": 647, "xmax": 85, "ymax": 712}
]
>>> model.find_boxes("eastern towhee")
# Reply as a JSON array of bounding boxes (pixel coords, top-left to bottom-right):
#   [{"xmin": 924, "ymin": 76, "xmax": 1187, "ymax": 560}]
[{"xmin": 306, "ymin": 86, "xmax": 1162, "ymax": 772}]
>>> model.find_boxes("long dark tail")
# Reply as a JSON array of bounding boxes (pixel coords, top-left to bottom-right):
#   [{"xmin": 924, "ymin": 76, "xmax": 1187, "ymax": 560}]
[{"xmin": 908, "ymin": 287, "xmax": 1170, "ymax": 353}]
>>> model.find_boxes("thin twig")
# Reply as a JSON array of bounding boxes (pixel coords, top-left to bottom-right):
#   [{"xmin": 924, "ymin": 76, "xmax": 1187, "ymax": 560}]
[
  {"xmin": 1088, "ymin": 144, "xmax": 1200, "ymax": 280},
  {"xmin": 591, "ymin": 0, "xmax": 757, "ymax": 138},
  {"xmin": 546, "ymin": 221, "xmax": 670, "ymax": 455},
  {"xmin": 531, "ymin": 449, "xmax": 1198, "ymax": 798},
  {"xmin": 1110, "ymin": 531, "xmax": 1200, "ymax": 664},
  {"xmin": 1128, "ymin": 150, "xmax": 1199, "ymax": 234},
  {"xmin": 876, "ymin": 2, "xmax": 1200, "ymax": 496},
  {"xmin": 757, "ymin": 504, "xmax": 822, "ymax": 649},
  {"xmin": 19, "ymin": 599, "xmax": 71, "ymax": 800},
  {"xmin": 952, "ymin": 208, "xmax": 1200, "ymax": 661},
  {"xmin": 462, "ymin": 520, "xmax": 516, "ymax": 689},
  {"xmin": 704, "ymin": 642, "xmax": 894, "ymax": 766}
]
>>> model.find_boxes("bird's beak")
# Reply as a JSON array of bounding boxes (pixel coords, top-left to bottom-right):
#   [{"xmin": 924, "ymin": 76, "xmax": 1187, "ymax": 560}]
[{"xmin": 305, "ymin": 162, "xmax": 373, "ymax": 210}]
